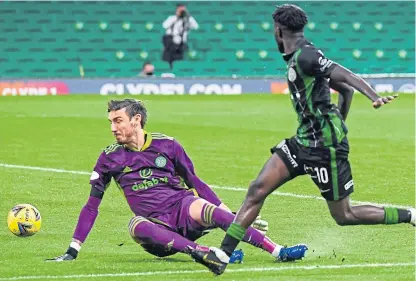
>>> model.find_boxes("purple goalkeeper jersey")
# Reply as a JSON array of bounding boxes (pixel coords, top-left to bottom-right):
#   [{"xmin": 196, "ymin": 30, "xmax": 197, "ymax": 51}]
[{"xmin": 89, "ymin": 132, "xmax": 221, "ymax": 218}]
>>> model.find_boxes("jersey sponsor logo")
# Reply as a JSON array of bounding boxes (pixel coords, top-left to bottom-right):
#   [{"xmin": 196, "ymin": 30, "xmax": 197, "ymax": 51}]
[
  {"xmin": 318, "ymin": 56, "xmax": 333, "ymax": 72},
  {"xmin": 344, "ymin": 179, "xmax": 354, "ymax": 190},
  {"xmin": 318, "ymin": 56, "xmax": 328, "ymax": 66},
  {"xmin": 139, "ymin": 168, "xmax": 152, "ymax": 179},
  {"xmin": 276, "ymin": 141, "xmax": 298, "ymax": 168},
  {"xmin": 90, "ymin": 171, "xmax": 100, "ymax": 180},
  {"xmin": 288, "ymin": 67, "xmax": 297, "ymax": 82},
  {"xmin": 155, "ymin": 156, "xmax": 167, "ymax": 168},
  {"xmin": 131, "ymin": 168, "xmax": 169, "ymax": 191},
  {"xmin": 131, "ymin": 176, "xmax": 169, "ymax": 191}
]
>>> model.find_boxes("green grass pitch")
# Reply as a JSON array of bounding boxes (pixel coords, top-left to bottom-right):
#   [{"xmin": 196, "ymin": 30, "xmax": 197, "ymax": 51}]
[{"xmin": 0, "ymin": 94, "xmax": 414, "ymax": 281}]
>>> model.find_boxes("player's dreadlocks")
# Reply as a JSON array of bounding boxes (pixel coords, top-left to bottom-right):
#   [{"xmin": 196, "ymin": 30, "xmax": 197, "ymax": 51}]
[
  {"xmin": 108, "ymin": 99, "xmax": 148, "ymax": 128},
  {"xmin": 272, "ymin": 4, "xmax": 308, "ymax": 32}
]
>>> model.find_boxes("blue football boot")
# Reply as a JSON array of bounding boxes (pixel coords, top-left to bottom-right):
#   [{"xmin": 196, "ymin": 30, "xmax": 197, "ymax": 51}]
[
  {"xmin": 229, "ymin": 249, "xmax": 244, "ymax": 264},
  {"xmin": 277, "ymin": 244, "xmax": 308, "ymax": 262}
]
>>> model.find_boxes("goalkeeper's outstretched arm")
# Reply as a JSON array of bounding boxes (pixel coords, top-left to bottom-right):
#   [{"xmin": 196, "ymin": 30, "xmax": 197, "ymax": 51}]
[{"xmin": 45, "ymin": 187, "xmax": 103, "ymax": 262}]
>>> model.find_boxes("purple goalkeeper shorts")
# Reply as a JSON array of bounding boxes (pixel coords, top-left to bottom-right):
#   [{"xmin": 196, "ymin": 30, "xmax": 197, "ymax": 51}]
[{"xmin": 149, "ymin": 194, "xmax": 208, "ymax": 240}]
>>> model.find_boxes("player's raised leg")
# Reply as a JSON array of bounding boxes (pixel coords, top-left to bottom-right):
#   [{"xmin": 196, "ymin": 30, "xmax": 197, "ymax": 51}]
[
  {"xmin": 327, "ymin": 196, "xmax": 415, "ymax": 226},
  {"xmin": 219, "ymin": 153, "xmax": 295, "ymax": 256},
  {"xmin": 189, "ymin": 151, "xmax": 306, "ymax": 275},
  {"xmin": 308, "ymin": 139, "xmax": 416, "ymax": 226}
]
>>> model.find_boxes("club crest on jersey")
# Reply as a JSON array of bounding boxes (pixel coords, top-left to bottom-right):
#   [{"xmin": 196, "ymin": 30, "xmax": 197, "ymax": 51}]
[
  {"xmin": 155, "ymin": 156, "xmax": 167, "ymax": 168},
  {"xmin": 288, "ymin": 67, "xmax": 297, "ymax": 82}
]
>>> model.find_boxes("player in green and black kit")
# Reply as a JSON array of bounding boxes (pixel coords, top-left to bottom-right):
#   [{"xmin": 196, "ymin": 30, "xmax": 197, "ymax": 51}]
[{"xmin": 191, "ymin": 4, "xmax": 416, "ymax": 275}]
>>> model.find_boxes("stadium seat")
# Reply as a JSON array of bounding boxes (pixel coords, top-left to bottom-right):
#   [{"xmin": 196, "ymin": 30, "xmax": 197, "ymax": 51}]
[{"xmin": 0, "ymin": 1, "xmax": 414, "ymax": 77}]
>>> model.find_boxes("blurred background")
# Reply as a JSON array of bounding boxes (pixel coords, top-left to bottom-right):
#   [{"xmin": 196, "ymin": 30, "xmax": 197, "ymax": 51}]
[{"xmin": 0, "ymin": 0, "xmax": 414, "ymax": 80}]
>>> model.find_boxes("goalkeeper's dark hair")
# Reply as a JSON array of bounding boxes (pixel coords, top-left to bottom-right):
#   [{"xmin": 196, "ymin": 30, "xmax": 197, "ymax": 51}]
[
  {"xmin": 108, "ymin": 99, "xmax": 147, "ymax": 128},
  {"xmin": 272, "ymin": 4, "xmax": 308, "ymax": 32}
]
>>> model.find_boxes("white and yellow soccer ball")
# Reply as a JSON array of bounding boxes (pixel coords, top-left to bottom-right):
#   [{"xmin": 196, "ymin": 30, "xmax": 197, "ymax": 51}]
[{"xmin": 7, "ymin": 204, "xmax": 42, "ymax": 237}]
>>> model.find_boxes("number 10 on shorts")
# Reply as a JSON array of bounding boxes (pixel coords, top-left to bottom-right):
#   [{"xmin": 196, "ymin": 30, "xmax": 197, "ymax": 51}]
[
  {"xmin": 313, "ymin": 167, "xmax": 329, "ymax": 184},
  {"xmin": 305, "ymin": 165, "xmax": 329, "ymax": 184}
]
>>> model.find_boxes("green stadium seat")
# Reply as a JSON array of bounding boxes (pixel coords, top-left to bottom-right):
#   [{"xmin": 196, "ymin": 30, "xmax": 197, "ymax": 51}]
[{"xmin": 0, "ymin": 1, "xmax": 414, "ymax": 77}]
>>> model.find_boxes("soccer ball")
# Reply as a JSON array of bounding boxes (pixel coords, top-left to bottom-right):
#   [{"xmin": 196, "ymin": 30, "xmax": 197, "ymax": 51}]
[{"xmin": 7, "ymin": 204, "xmax": 42, "ymax": 237}]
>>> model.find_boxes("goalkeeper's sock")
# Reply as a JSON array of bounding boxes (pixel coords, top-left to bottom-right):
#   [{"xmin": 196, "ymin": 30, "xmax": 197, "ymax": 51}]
[
  {"xmin": 133, "ymin": 220, "xmax": 197, "ymax": 253},
  {"xmin": 203, "ymin": 204, "xmax": 260, "ymax": 245},
  {"xmin": 67, "ymin": 241, "xmax": 81, "ymax": 258},
  {"xmin": 384, "ymin": 207, "xmax": 411, "ymax": 224},
  {"xmin": 204, "ymin": 204, "xmax": 283, "ymax": 254},
  {"xmin": 264, "ymin": 236, "xmax": 283, "ymax": 258}
]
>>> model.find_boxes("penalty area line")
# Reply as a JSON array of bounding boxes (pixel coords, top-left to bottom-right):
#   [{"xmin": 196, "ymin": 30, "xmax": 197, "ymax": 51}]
[
  {"xmin": 0, "ymin": 163, "xmax": 413, "ymax": 209},
  {"xmin": 0, "ymin": 262, "xmax": 414, "ymax": 280}
]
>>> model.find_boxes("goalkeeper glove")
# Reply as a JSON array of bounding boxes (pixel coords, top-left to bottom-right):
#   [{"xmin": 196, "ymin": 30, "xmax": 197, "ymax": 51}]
[
  {"xmin": 251, "ymin": 214, "xmax": 269, "ymax": 234},
  {"xmin": 232, "ymin": 212, "xmax": 269, "ymax": 234}
]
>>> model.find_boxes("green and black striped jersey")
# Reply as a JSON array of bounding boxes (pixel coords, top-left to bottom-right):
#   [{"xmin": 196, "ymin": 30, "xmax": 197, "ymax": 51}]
[{"xmin": 283, "ymin": 38, "xmax": 348, "ymax": 148}]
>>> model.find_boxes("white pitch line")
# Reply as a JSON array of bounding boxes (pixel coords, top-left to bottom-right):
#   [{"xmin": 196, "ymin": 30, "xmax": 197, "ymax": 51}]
[
  {"xmin": 209, "ymin": 185, "xmax": 415, "ymax": 209},
  {"xmin": 0, "ymin": 262, "xmax": 413, "ymax": 280},
  {"xmin": 0, "ymin": 163, "xmax": 413, "ymax": 209},
  {"xmin": 0, "ymin": 163, "xmax": 90, "ymax": 175}
]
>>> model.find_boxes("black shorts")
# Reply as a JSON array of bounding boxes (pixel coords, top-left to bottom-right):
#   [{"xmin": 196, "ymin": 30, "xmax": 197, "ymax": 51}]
[{"xmin": 271, "ymin": 136, "xmax": 354, "ymax": 201}]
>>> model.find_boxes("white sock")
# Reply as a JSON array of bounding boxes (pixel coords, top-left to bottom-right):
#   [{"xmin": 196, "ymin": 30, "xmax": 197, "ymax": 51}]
[
  {"xmin": 271, "ymin": 244, "xmax": 283, "ymax": 258},
  {"xmin": 70, "ymin": 241, "xmax": 81, "ymax": 252}
]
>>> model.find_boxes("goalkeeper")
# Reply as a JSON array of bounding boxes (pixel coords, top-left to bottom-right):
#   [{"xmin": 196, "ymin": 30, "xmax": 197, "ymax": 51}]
[{"xmin": 46, "ymin": 99, "xmax": 307, "ymax": 264}]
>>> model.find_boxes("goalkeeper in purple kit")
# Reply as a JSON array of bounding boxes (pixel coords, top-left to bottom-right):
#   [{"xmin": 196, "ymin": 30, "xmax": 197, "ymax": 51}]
[{"xmin": 46, "ymin": 99, "xmax": 307, "ymax": 266}]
